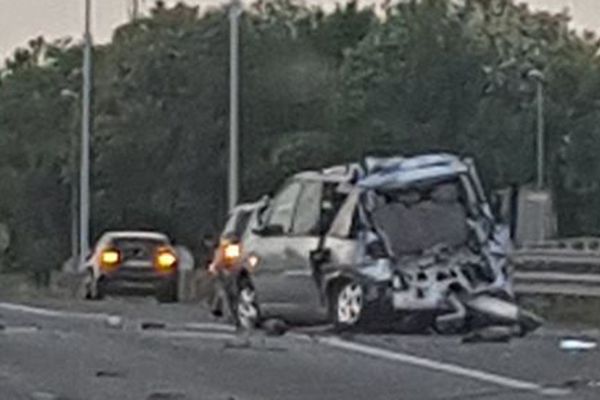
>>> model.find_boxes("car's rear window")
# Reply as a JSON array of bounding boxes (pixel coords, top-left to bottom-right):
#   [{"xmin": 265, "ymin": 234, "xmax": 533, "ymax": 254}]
[{"xmin": 110, "ymin": 238, "xmax": 168, "ymax": 260}]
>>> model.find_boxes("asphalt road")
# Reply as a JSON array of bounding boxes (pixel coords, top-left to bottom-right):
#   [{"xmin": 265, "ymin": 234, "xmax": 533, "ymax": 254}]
[{"xmin": 1, "ymin": 296, "xmax": 599, "ymax": 400}]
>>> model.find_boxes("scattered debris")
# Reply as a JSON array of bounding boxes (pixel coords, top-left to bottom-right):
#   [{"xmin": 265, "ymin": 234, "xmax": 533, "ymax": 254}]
[
  {"xmin": 560, "ymin": 339, "xmax": 598, "ymax": 351},
  {"xmin": 30, "ymin": 392, "xmax": 59, "ymax": 400},
  {"xmin": 462, "ymin": 326, "xmax": 516, "ymax": 344},
  {"xmin": 105, "ymin": 315, "xmax": 124, "ymax": 329},
  {"xmin": 146, "ymin": 390, "xmax": 187, "ymax": 400},
  {"xmin": 262, "ymin": 319, "xmax": 288, "ymax": 336},
  {"xmin": 140, "ymin": 321, "xmax": 167, "ymax": 330},
  {"xmin": 95, "ymin": 369, "xmax": 125, "ymax": 379},
  {"xmin": 222, "ymin": 334, "xmax": 288, "ymax": 353}
]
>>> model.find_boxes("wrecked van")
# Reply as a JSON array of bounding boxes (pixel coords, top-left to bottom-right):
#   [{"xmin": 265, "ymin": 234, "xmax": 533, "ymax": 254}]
[{"xmin": 227, "ymin": 154, "xmax": 541, "ymax": 334}]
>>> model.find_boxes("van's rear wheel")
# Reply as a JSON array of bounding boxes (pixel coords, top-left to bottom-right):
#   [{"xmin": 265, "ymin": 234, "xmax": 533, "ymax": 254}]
[{"xmin": 330, "ymin": 281, "xmax": 364, "ymax": 331}]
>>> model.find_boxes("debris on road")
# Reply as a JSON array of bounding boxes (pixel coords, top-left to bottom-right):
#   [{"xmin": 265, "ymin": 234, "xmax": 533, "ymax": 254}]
[
  {"xmin": 30, "ymin": 392, "xmax": 60, "ymax": 400},
  {"xmin": 95, "ymin": 369, "xmax": 125, "ymax": 379},
  {"xmin": 146, "ymin": 391, "xmax": 187, "ymax": 400},
  {"xmin": 560, "ymin": 339, "xmax": 598, "ymax": 351},
  {"xmin": 105, "ymin": 315, "xmax": 124, "ymax": 329},
  {"xmin": 461, "ymin": 326, "xmax": 516, "ymax": 343},
  {"xmin": 262, "ymin": 318, "xmax": 288, "ymax": 336},
  {"xmin": 140, "ymin": 321, "xmax": 167, "ymax": 330}
]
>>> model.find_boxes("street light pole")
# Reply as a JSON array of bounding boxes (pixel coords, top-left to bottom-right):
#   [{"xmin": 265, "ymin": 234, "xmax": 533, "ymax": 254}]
[
  {"xmin": 80, "ymin": 0, "xmax": 93, "ymax": 267},
  {"xmin": 228, "ymin": 0, "xmax": 242, "ymax": 212},
  {"xmin": 535, "ymin": 79, "xmax": 544, "ymax": 190},
  {"xmin": 528, "ymin": 69, "xmax": 545, "ymax": 191},
  {"xmin": 60, "ymin": 89, "xmax": 80, "ymax": 272}
]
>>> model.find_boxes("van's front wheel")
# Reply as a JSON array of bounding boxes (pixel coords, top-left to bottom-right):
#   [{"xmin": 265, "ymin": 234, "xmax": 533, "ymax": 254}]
[{"xmin": 330, "ymin": 281, "xmax": 364, "ymax": 331}]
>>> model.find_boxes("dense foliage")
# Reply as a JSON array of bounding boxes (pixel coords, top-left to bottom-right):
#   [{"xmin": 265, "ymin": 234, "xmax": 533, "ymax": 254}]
[{"xmin": 1, "ymin": 0, "xmax": 599, "ymax": 273}]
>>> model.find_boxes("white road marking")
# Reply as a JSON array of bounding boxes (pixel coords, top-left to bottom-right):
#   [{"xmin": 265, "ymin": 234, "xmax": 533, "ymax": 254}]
[
  {"xmin": 183, "ymin": 322, "xmax": 236, "ymax": 332},
  {"xmin": 1, "ymin": 326, "xmax": 41, "ymax": 334},
  {"xmin": 141, "ymin": 330, "xmax": 236, "ymax": 341},
  {"xmin": 315, "ymin": 336, "xmax": 569, "ymax": 397},
  {"xmin": 0, "ymin": 302, "xmax": 115, "ymax": 321}
]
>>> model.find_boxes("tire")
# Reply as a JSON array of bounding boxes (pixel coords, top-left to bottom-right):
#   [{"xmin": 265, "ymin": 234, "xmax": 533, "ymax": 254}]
[
  {"xmin": 234, "ymin": 279, "xmax": 260, "ymax": 330},
  {"xmin": 156, "ymin": 279, "xmax": 178, "ymax": 303},
  {"xmin": 330, "ymin": 280, "xmax": 364, "ymax": 331}
]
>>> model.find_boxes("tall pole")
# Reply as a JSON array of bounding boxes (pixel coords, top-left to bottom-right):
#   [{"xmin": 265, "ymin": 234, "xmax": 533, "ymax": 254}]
[
  {"xmin": 80, "ymin": 0, "xmax": 92, "ymax": 267},
  {"xmin": 528, "ymin": 69, "xmax": 545, "ymax": 191},
  {"xmin": 130, "ymin": 0, "xmax": 140, "ymax": 21},
  {"xmin": 535, "ymin": 80, "xmax": 544, "ymax": 190},
  {"xmin": 70, "ymin": 102, "xmax": 79, "ymax": 271},
  {"xmin": 61, "ymin": 89, "xmax": 80, "ymax": 271},
  {"xmin": 228, "ymin": 0, "xmax": 241, "ymax": 212}
]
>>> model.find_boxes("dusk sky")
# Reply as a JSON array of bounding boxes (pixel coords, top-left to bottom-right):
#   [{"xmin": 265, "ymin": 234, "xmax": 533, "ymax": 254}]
[{"xmin": 0, "ymin": 0, "xmax": 597, "ymax": 60}]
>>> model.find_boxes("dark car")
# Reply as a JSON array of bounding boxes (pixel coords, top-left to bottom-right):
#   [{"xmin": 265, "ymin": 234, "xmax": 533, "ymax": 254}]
[
  {"xmin": 81, "ymin": 231, "xmax": 179, "ymax": 302},
  {"xmin": 207, "ymin": 201, "xmax": 264, "ymax": 325},
  {"xmin": 224, "ymin": 153, "xmax": 541, "ymax": 334}
]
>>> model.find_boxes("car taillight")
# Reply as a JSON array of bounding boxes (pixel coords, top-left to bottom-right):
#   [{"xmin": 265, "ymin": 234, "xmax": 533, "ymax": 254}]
[
  {"xmin": 223, "ymin": 243, "xmax": 241, "ymax": 262},
  {"xmin": 155, "ymin": 248, "xmax": 177, "ymax": 272},
  {"xmin": 100, "ymin": 249, "xmax": 120, "ymax": 269}
]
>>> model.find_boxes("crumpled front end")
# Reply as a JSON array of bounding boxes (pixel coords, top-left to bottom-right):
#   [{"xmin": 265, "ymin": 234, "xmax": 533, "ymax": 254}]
[{"xmin": 354, "ymin": 154, "xmax": 541, "ymax": 335}]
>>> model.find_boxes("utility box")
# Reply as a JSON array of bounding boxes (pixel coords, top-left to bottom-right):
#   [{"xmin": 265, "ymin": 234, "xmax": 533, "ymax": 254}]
[
  {"xmin": 494, "ymin": 186, "xmax": 557, "ymax": 247},
  {"xmin": 514, "ymin": 187, "xmax": 557, "ymax": 246}
]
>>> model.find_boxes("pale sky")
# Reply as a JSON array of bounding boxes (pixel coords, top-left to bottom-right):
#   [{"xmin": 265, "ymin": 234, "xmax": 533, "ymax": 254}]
[{"xmin": 0, "ymin": 0, "xmax": 598, "ymax": 61}]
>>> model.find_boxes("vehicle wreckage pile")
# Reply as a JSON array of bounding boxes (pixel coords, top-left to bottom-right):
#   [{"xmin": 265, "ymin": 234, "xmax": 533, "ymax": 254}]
[{"xmin": 352, "ymin": 154, "xmax": 542, "ymax": 336}]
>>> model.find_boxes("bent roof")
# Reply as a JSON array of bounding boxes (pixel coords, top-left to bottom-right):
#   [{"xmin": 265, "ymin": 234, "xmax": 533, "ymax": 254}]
[
  {"xmin": 358, "ymin": 153, "xmax": 468, "ymax": 190},
  {"xmin": 291, "ymin": 153, "xmax": 469, "ymax": 190}
]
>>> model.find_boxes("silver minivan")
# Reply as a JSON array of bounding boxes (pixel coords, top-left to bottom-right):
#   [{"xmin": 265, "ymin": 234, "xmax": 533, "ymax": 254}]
[{"xmin": 227, "ymin": 154, "xmax": 540, "ymax": 334}]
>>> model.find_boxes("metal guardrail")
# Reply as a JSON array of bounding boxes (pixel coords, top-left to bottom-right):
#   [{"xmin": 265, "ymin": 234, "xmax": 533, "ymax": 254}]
[{"xmin": 512, "ymin": 238, "xmax": 600, "ymax": 297}]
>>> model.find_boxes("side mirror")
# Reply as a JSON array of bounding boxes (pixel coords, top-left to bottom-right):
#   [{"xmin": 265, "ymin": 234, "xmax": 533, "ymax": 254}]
[{"xmin": 310, "ymin": 247, "xmax": 331, "ymax": 265}]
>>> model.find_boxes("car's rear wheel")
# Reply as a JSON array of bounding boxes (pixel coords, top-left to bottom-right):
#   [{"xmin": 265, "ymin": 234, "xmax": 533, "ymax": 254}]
[
  {"xmin": 234, "ymin": 280, "xmax": 260, "ymax": 330},
  {"xmin": 330, "ymin": 281, "xmax": 364, "ymax": 331}
]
